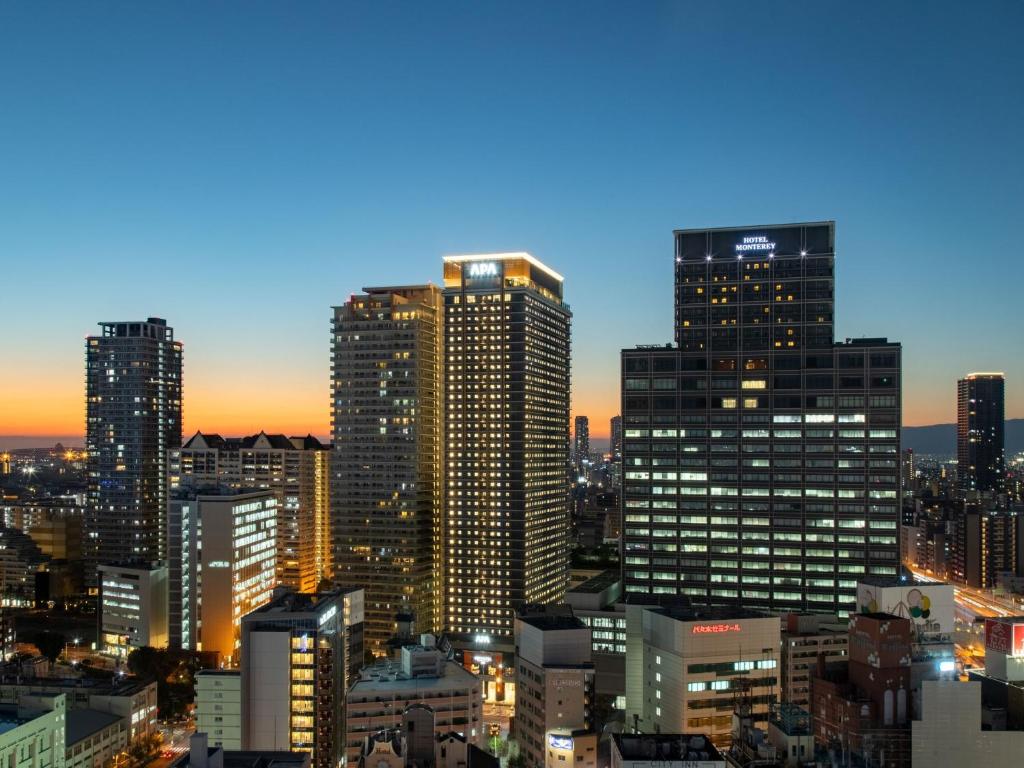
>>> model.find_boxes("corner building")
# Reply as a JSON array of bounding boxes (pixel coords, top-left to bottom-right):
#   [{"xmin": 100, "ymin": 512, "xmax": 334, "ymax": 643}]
[
  {"xmin": 443, "ymin": 254, "xmax": 571, "ymax": 644},
  {"xmin": 621, "ymin": 223, "xmax": 901, "ymax": 616}
]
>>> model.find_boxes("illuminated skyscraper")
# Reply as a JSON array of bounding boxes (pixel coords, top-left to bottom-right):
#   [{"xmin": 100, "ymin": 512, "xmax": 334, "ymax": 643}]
[
  {"xmin": 442, "ymin": 253, "xmax": 571, "ymax": 645},
  {"xmin": 331, "ymin": 285, "xmax": 444, "ymax": 653},
  {"xmin": 85, "ymin": 318, "xmax": 182, "ymax": 589},
  {"xmin": 574, "ymin": 415, "xmax": 590, "ymax": 472},
  {"xmin": 621, "ymin": 223, "xmax": 901, "ymax": 616},
  {"xmin": 957, "ymin": 373, "xmax": 1005, "ymax": 494},
  {"xmin": 168, "ymin": 431, "xmax": 329, "ymax": 594}
]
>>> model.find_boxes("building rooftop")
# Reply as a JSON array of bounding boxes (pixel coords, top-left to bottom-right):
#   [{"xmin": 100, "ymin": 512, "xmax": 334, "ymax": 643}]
[
  {"xmin": 647, "ymin": 603, "xmax": 770, "ymax": 623},
  {"xmin": 245, "ymin": 588, "xmax": 357, "ymax": 618},
  {"xmin": 66, "ymin": 709, "xmax": 123, "ymax": 745},
  {"xmin": 612, "ymin": 734, "xmax": 723, "ymax": 763},
  {"xmin": 0, "ymin": 712, "xmax": 37, "ymax": 737},
  {"xmin": 182, "ymin": 432, "xmax": 326, "ymax": 452},
  {"xmin": 568, "ymin": 570, "xmax": 621, "ymax": 595},
  {"xmin": 517, "ymin": 614, "xmax": 587, "ymax": 632},
  {"xmin": 348, "ymin": 660, "xmax": 478, "ymax": 695}
]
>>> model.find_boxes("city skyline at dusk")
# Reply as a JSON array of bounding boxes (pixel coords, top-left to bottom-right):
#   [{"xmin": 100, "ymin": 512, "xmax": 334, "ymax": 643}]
[{"xmin": 3, "ymin": 2, "xmax": 1023, "ymax": 444}]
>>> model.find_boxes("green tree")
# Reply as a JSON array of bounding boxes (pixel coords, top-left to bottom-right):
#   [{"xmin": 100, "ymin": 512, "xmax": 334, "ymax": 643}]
[{"xmin": 31, "ymin": 631, "xmax": 66, "ymax": 663}]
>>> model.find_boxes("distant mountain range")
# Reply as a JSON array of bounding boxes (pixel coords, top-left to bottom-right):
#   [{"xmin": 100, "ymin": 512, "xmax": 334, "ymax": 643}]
[{"xmin": 903, "ymin": 418, "xmax": 1024, "ymax": 457}]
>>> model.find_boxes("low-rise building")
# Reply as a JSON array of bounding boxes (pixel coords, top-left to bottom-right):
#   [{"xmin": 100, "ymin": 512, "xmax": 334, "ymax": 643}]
[
  {"xmin": 0, "ymin": 677, "xmax": 158, "ymax": 742},
  {"xmin": 65, "ymin": 708, "xmax": 128, "ymax": 768},
  {"xmin": 195, "ymin": 671, "xmax": 241, "ymax": 750},
  {"xmin": 809, "ymin": 613, "xmax": 912, "ymax": 767},
  {"xmin": 610, "ymin": 734, "xmax": 724, "ymax": 768},
  {"xmin": 173, "ymin": 732, "xmax": 311, "ymax": 768},
  {"xmin": 912, "ymin": 680, "xmax": 1024, "ymax": 764},
  {"xmin": 565, "ymin": 572, "xmax": 626, "ymax": 701},
  {"xmin": 625, "ymin": 603, "xmax": 781, "ymax": 748},
  {"xmin": 0, "ymin": 694, "xmax": 66, "ymax": 768},
  {"xmin": 98, "ymin": 562, "xmax": 168, "ymax": 659},
  {"xmin": 779, "ymin": 613, "xmax": 847, "ymax": 707},
  {"xmin": 514, "ymin": 612, "xmax": 596, "ymax": 768},
  {"xmin": 345, "ymin": 644, "xmax": 482, "ymax": 765}
]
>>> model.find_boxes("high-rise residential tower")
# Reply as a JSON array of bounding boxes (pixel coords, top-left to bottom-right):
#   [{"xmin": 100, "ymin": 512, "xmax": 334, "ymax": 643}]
[
  {"xmin": 574, "ymin": 415, "xmax": 590, "ymax": 471},
  {"xmin": 610, "ymin": 416, "xmax": 623, "ymax": 460},
  {"xmin": 621, "ymin": 223, "xmax": 901, "ymax": 616},
  {"xmin": 85, "ymin": 318, "xmax": 182, "ymax": 589},
  {"xmin": 443, "ymin": 253, "xmax": 571, "ymax": 646},
  {"xmin": 957, "ymin": 373, "xmax": 1005, "ymax": 494},
  {"xmin": 331, "ymin": 285, "xmax": 444, "ymax": 653}
]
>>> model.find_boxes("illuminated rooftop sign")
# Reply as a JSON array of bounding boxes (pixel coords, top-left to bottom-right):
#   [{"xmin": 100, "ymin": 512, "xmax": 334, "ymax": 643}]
[
  {"xmin": 468, "ymin": 262, "xmax": 499, "ymax": 277},
  {"xmin": 735, "ymin": 235, "xmax": 776, "ymax": 253},
  {"xmin": 692, "ymin": 623, "xmax": 742, "ymax": 634}
]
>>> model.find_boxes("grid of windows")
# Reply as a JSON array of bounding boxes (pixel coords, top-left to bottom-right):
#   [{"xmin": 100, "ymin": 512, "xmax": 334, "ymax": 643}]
[{"xmin": 622, "ymin": 223, "xmax": 901, "ymax": 615}]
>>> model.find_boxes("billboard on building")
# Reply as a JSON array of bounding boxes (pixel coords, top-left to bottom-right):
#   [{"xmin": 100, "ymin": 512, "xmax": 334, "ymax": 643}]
[
  {"xmin": 985, "ymin": 618, "xmax": 1024, "ymax": 657},
  {"xmin": 856, "ymin": 582, "xmax": 955, "ymax": 639}
]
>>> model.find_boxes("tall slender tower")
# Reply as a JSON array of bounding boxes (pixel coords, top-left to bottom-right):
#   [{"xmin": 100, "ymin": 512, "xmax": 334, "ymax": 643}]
[
  {"xmin": 331, "ymin": 285, "xmax": 444, "ymax": 653},
  {"xmin": 621, "ymin": 223, "xmax": 902, "ymax": 616},
  {"xmin": 85, "ymin": 318, "xmax": 182, "ymax": 589},
  {"xmin": 957, "ymin": 373, "xmax": 1005, "ymax": 494},
  {"xmin": 442, "ymin": 253, "xmax": 571, "ymax": 645},
  {"xmin": 574, "ymin": 415, "xmax": 590, "ymax": 472}
]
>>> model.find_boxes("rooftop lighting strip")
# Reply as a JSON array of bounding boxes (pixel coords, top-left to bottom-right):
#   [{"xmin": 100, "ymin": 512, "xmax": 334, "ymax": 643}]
[{"xmin": 443, "ymin": 252, "xmax": 564, "ymax": 283}]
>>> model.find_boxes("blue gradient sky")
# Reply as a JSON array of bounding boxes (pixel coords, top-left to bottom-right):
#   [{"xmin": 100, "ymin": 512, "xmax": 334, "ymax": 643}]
[{"xmin": 1, "ymin": 2, "xmax": 1021, "ymax": 444}]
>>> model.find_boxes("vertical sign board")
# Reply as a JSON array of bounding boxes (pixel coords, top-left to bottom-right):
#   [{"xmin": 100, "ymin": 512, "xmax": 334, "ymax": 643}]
[{"xmin": 985, "ymin": 619, "xmax": 1024, "ymax": 656}]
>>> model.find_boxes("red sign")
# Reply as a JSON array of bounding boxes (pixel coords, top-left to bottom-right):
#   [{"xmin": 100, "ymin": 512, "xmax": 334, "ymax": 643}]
[
  {"xmin": 985, "ymin": 619, "xmax": 1024, "ymax": 656},
  {"xmin": 692, "ymin": 623, "xmax": 741, "ymax": 634}
]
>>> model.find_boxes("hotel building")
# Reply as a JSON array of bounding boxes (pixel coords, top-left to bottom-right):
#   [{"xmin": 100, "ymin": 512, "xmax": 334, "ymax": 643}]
[
  {"xmin": 957, "ymin": 372, "xmax": 1005, "ymax": 494},
  {"xmin": 442, "ymin": 253, "xmax": 571, "ymax": 646},
  {"xmin": 85, "ymin": 318, "xmax": 182, "ymax": 589},
  {"xmin": 331, "ymin": 285, "xmax": 445, "ymax": 652},
  {"xmin": 621, "ymin": 223, "xmax": 901, "ymax": 615}
]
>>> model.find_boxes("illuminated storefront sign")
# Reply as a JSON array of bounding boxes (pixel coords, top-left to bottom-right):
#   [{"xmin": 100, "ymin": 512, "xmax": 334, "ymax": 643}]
[
  {"xmin": 548, "ymin": 735, "xmax": 574, "ymax": 751},
  {"xmin": 468, "ymin": 262, "xmax": 499, "ymax": 277},
  {"xmin": 735, "ymin": 235, "xmax": 776, "ymax": 253},
  {"xmin": 692, "ymin": 623, "xmax": 742, "ymax": 634},
  {"xmin": 985, "ymin": 619, "xmax": 1024, "ymax": 656}
]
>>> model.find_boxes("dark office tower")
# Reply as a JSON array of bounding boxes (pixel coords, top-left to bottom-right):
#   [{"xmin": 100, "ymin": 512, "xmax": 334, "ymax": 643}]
[
  {"xmin": 621, "ymin": 223, "xmax": 901, "ymax": 617},
  {"xmin": 331, "ymin": 286, "xmax": 444, "ymax": 654},
  {"xmin": 443, "ymin": 253, "xmax": 571, "ymax": 644},
  {"xmin": 957, "ymin": 373, "xmax": 1005, "ymax": 494},
  {"xmin": 85, "ymin": 318, "xmax": 182, "ymax": 590},
  {"xmin": 574, "ymin": 415, "xmax": 591, "ymax": 469}
]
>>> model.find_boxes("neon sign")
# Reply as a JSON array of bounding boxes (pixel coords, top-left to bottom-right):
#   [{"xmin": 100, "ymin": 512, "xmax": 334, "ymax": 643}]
[
  {"xmin": 468, "ymin": 262, "xmax": 499, "ymax": 277},
  {"xmin": 319, "ymin": 605, "xmax": 338, "ymax": 627},
  {"xmin": 735, "ymin": 236, "xmax": 776, "ymax": 253},
  {"xmin": 692, "ymin": 623, "xmax": 741, "ymax": 634}
]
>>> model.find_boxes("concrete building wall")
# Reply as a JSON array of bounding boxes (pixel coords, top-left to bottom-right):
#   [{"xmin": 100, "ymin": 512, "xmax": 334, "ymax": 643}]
[
  {"xmin": 243, "ymin": 631, "xmax": 291, "ymax": 752},
  {"xmin": 913, "ymin": 680, "xmax": 1024, "ymax": 765}
]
